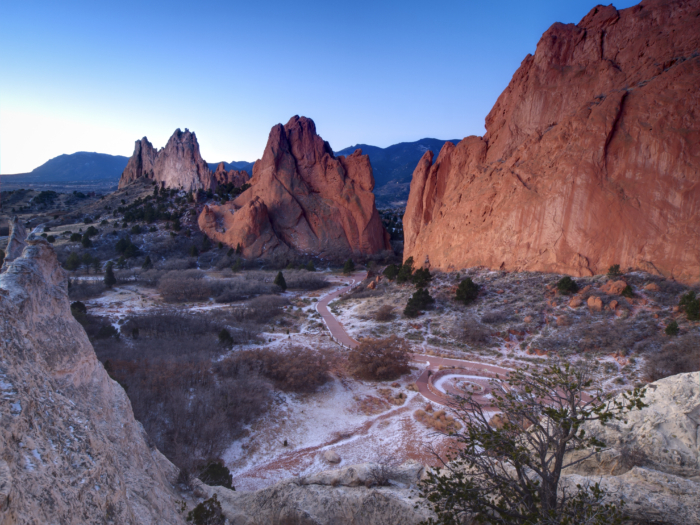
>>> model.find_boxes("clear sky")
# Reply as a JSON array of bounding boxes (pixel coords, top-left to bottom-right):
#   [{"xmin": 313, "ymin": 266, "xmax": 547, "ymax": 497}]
[{"xmin": 0, "ymin": 0, "xmax": 640, "ymax": 174}]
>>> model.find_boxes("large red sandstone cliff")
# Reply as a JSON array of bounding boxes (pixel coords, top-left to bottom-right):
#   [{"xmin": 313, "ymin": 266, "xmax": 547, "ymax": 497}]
[
  {"xmin": 403, "ymin": 0, "xmax": 700, "ymax": 283},
  {"xmin": 118, "ymin": 129, "xmax": 216, "ymax": 191},
  {"xmin": 199, "ymin": 116, "xmax": 391, "ymax": 259}
]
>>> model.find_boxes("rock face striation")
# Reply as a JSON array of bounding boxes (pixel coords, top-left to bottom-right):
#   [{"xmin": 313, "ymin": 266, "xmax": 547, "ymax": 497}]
[
  {"xmin": 118, "ymin": 129, "xmax": 218, "ymax": 192},
  {"xmin": 0, "ymin": 240, "xmax": 185, "ymax": 524},
  {"xmin": 199, "ymin": 116, "xmax": 391, "ymax": 259},
  {"xmin": 403, "ymin": 0, "xmax": 700, "ymax": 283}
]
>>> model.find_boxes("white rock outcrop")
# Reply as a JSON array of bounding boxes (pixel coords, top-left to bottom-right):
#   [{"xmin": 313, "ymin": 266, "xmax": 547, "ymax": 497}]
[
  {"xmin": 194, "ymin": 461, "xmax": 435, "ymax": 525},
  {"xmin": 0, "ymin": 240, "xmax": 186, "ymax": 524}
]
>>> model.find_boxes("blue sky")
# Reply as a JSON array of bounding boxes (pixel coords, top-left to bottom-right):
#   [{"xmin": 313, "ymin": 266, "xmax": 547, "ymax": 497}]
[{"xmin": 0, "ymin": 0, "xmax": 639, "ymax": 174}]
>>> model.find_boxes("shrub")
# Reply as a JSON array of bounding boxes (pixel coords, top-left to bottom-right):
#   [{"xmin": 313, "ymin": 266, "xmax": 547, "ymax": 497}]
[
  {"xmin": 306, "ymin": 260, "xmax": 316, "ymax": 272},
  {"xmin": 70, "ymin": 233, "xmax": 82, "ymax": 242},
  {"xmin": 218, "ymin": 346, "xmax": 329, "ymax": 393},
  {"xmin": 621, "ymin": 284, "xmax": 634, "ymax": 298},
  {"xmin": 218, "ymin": 329, "xmax": 233, "ymax": 346},
  {"xmin": 189, "ymin": 245, "xmax": 199, "ymax": 257},
  {"xmin": 679, "ymin": 290, "xmax": 700, "ymax": 321},
  {"xmin": 645, "ymin": 333, "xmax": 699, "ymax": 381},
  {"xmin": 81, "ymin": 234, "xmax": 93, "ymax": 248},
  {"xmin": 130, "ymin": 224, "xmax": 142, "ymax": 235},
  {"xmin": 96, "ymin": 324, "xmax": 119, "ymax": 339},
  {"xmin": 186, "ymin": 494, "xmax": 225, "ymax": 525},
  {"xmin": 141, "ymin": 255, "xmax": 153, "ymax": 270},
  {"xmin": 455, "ymin": 277, "xmax": 478, "ymax": 305},
  {"xmin": 412, "ymin": 267, "xmax": 432, "ymax": 288},
  {"xmin": 70, "ymin": 301, "xmax": 87, "ymax": 316},
  {"xmin": 86, "ymin": 226, "xmax": 99, "ymax": 237},
  {"xmin": 104, "ymin": 262, "xmax": 117, "ymax": 288},
  {"xmin": 404, "ymin": 288, "xmax": 434, "ymax": 318},
  {"xmin": 607, "ymin": 264, "xmax": 622, "ymax": 277},
  {"xmin": 64, "ymin": 252, "xmax": 81, "ymax": 271},
  {"xmin": 343, "ymin": 259, "xmax": 356, "ymax": 274},
  {"xmin": 0, "ymin": 249, "xmax": 4, "ymax": 267},
  {"xmin": 665, "ymin": 320, "xmax": 679, "ymax": 336},
  {"xmin": 46, "ymin": 235, "xmax": 55, "ymax": 243},
  {"xmin": 556, "ymin": 276, "xmax": 578, "ymax": 295},
  {"xmin": 374, "ymin": 305, "xmax": 395, "ymax": 322},
  {"xmin": 396, "ymin": 257, "xmax": 414, "ymax": 283},
  {"xmin": 198, "ymin": 462, "xmax": 234, "ymax": 490},
  {"xmin": 348, "ymin": 336, "xmax": 410, "ymax": 381},
  {"xmin": 274, "ymin": 271, "xmax": 287, "ymax": 291},
  {"xmin": 383, "ymin": 264, "xmax": 398, "ymax": 281}
]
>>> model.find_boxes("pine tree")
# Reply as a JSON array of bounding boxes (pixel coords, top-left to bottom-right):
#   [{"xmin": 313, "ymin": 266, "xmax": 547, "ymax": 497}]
[
  {"xmin": 104, "ymin": 262, "xmax": 116, "ymax": 289},
  {"xmin": 64, "ymin": 252, "xmax": 80, "ymax": 272},
  {"xmin": 141, "ymin": 255, "xmax": 153, "ymax": 270},
  {"xmin": 306, "ymin": 260, "xmax": 316, "ymax": 272},
  {"xmin": 456, "ymin": 277, "xmax": 479, "ymax": 305},
  {"xmin": 343, "ymin": 259, "xmax": 355, "ymax": 274},
  {"xmin": 274, "ymin": 271, "xmax": 287, "ymax": 292}
]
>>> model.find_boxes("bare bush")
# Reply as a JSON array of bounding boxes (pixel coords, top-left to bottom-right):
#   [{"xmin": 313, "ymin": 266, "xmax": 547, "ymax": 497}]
[
  {"xmin": 227, "ymin": 295, "xmax": 289, "ymax": 324},
  {"xmin": 212, "ymin": 278, "xmax": 278, "ymax": 303},
  {"xmin": 374, "ymin": 305, "xmax": 395, "ymax": 322},
  {"xmin": 68, "ymin": 280, "xmax": 107, "ymax": 300},
  {"xmin": 644, "ymin": 333, "xmax": 700, "ymax": 381},
  {"xmin": 366, "ymin": 458, "xmax": 400, "ymax": 487},
  {"xmin": 453, "ymin": 317, "xmax": 489, "ymax": 345},
  {"xmin": 282, "ymin": 270, "xmax": 329, "ymax": 291},
  {"xmin": 217, "ymin": 346, "xmax": 330, "ymax": 393},
  {"xmin": 348, "ymin": 336, "xmax": 410, "ymax": 381}
]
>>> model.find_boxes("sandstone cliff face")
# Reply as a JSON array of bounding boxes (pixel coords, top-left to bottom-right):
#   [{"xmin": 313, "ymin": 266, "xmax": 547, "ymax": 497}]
[
  {"xmin": 118, "ymin": 129, "xmax": 216, "ymax": 192},
  {"xmin": 199, "ymin": 116, "xmax": 391, "ymax": 259},
  {"xmin": 404, "ymin": 0, "xmax": 700, "ymax": 283},
  {"xmin": 0, "ymin": 240, "xmax": 185, "ymax": 524}
]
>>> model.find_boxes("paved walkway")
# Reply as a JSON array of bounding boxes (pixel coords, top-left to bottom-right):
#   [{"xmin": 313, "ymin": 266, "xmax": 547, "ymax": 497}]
[
  {"xmin": 315, "ymin": 274, "xmax": 512, "ymax": 406},
  {"xmin": 315, "ymin": 272, "xmax": 366, "ymax": 348}
]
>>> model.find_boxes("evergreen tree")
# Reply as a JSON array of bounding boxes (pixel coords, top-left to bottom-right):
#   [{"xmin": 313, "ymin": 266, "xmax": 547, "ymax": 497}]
[
  {"xmin": 141, "ymin": 255, "xmax": 153, "ymax": 270},
  {"xmin": 236, "ymin": 243, "xmax": 243, "ymax": 255},
  {"xmin": 557, "ymin": 276, "xmax": 579, "ymax": 295},
  {"xmin": 382, "ymin": 264, "xmax": 398, "ymax": 281},
  {"xmin": 396, "ymin": 256, "xmax": 414, "ymax": 283},
  {"xmin": 342, "ymin": 259, "xmax": 355, "ymax": 274},
  {"xmin": 189, "ymin": 245, "xmax": 199, "ymax": 258},
  {"xmin": 404, "ymin": 288, "xmax": 434, "ymax": 318},
  {"xmin": 92, "ymin": 257, "xmax": 102, "ymax": 274},
  {"xmin": 456, "ymin": 277, "xmax": 479, "ymax": 305},
  {"xmin": 412, "ymin": 267, "xmax": 432, "ymax": 288},
  {"xmin": 81, "ymin": 233, "xmax": 93, "ymax": 248},
  {"xmin": 274, "ymin": 271, "xmax": 287, "ymax": 292},
  {"xmin": 64, "ymin": 252, "xmax": 80, "ymax": 271},
  {"xmin": 306, "ymin": 260, "xmax": 316, "ymax": 272},
  {"xmin": 104, "ymin": 262, "xmax": 116, "ymax": 289}
]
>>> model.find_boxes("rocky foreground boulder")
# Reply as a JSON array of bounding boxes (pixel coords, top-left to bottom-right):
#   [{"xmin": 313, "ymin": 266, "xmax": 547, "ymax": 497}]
[
  {"xmin": 196, "ymin": 373, "xmax": 699, "ymax": 525},
  {"xmin": 0, "ymin": 240, "xmax": 185, "ymax": 524},
  {"xmin": 403, "ymin": 0, "xmax": 700, "ymax": 283},
  {"xmin": 199, "ymin": 116, "xmax": 391, "ymax": 259},
  {"xmin": 118, "ymin": 128, "xmax": 217, "ymax": 192}
]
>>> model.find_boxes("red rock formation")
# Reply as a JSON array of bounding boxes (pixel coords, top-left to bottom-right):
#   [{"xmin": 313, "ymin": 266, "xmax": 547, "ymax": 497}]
[
  {"xmin": 199, "ymin": 116, "xmax": 390, "ymax": 259},
  {"xmin": 118, "ymin": 129, "xmax": 216, "ymax": 191},
  {"xmin": 404, "ymin": 0, "xmax": 700, "ymax": 284},
  {"xmin": 118, "ymin": 137, "xmax": 157, "ymax": 188},
  {"xmin": 212, "ymin": 162, "xmax": 250, "ymax": 187}
]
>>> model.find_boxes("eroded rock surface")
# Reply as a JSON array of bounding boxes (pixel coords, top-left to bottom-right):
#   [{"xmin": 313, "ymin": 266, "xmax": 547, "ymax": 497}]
[
  {"xmin": 213, "ymin": 161, "xmax": 250, "ymax": 187},
  {"xmin": 403, "ymin": 0, "xmax": 700, "ymax": 283},
  {"xmin": 118, "ymin": 129, "xmax": 216, "ymax": 192},
  {"xmin": 196, "ymin": 461, "xmax": 434, "ymax": 525},
  {"xmin": 0, "ymin": 216, "xmax": 27, "ymax": 272},
  {"xmin": 199, "ymin": 116, "xmax": 391, "ymax": 259},
  {"xmin": 0, "ymin": 240, "xmax": 185, "ymax": 524}
]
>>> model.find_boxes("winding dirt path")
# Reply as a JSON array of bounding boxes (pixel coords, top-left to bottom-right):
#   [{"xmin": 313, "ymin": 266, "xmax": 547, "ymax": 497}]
[{"xmin": 315, "ymin": 272, "xmax": 512, "ymax": 407}]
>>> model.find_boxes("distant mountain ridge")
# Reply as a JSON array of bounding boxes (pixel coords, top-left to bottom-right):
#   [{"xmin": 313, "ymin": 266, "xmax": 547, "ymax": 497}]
[
  {"xmin": 335, "ymin": 138, "xmax": 458, "ymax": 188},
  {"xmin": 3, "ymin": 152, "xmax": 129, "ymax": 181}
]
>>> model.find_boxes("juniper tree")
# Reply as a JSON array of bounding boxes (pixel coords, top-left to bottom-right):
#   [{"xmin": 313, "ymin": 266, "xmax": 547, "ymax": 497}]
[
  {"xmin": 420, "ymin": 363, "xmax": 646, "ymax": 525},
  {"xmin": 455, "ymin": 277, "xmax": 479, "ymax": 305},
  {"xmin": 274, "ymin": 271, "xmax": 287, "ymax": 291},
  {"xmin": 104, "ymin": 262, "xmax": 117, "ymax": 288}
]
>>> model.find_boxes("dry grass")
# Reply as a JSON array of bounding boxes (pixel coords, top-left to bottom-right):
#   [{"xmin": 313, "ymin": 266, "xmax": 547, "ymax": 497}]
[{"xmin": 414, "ymin": 406, "xmax": 461, "ymax": 433}]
